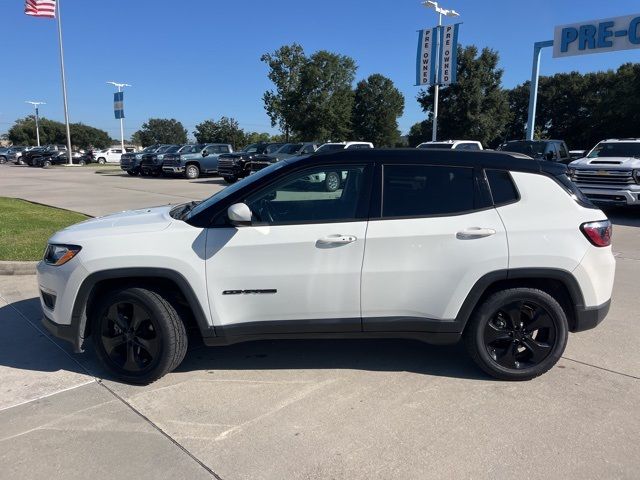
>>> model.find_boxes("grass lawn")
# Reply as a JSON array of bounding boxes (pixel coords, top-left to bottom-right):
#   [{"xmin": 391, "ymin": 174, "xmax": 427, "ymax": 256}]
[{"xmin": 0, "ymin": 197, "xmax": 88, "ymax": 261}]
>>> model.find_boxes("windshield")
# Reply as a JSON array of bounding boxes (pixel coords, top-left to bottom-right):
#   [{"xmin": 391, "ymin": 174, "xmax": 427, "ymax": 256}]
[
  {"xmin": 179, "ymin": 144, "xmax": 203, "ymax": 154},
  {"xmin": 502, "ymin": 141, "xmax": 546, "ymax": 157},
  {"xmin": 587, "ymin": 142, "xmax": 640, "ymax": 158},
  {"xmin": 265, "ymin": 144, "xmax": 284, "ymax": 154},
  {"xmin": 417, "ymin": 143, "xmax": 454, "ymax": 150},
  {"xmin": 316, "ymin": 144, "xmax": 345, "ymax": 153},
  {"xmin": 277, "ymin": 143, "xmax": 303, "ymax": 154},
  {"xmin": 185, "ymin": 161, "xmax": 287, "ymax": 221},
  {"xmin": 141, "ymin": 146, "xmax": 158, "ymax": 153},
  {"xmin": 156, "ymin": 145, "xmax": 174, "ymax": 153},
  {"xmin": 241, "ymin": 143, "xmax": 258, "ymax": 153}
]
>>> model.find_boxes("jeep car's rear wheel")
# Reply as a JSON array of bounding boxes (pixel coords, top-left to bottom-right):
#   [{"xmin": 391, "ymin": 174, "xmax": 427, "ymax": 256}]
[
  {"xmin": 91, "ymin": 287, "xmax": 187, "ymax": 384},
  {"xmin": 464, "ymin": 288, "xmax": 568, "ymax": 381}
]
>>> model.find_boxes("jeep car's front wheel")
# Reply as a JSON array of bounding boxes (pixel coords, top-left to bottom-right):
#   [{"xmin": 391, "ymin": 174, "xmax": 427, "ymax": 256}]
[
  {"xmin": 91, "ymin": 287, "xmax": 187, "ymax": 384},
  {"xmin": 464, "ymin": 288, "xmax": 568, "ymax": 381}
]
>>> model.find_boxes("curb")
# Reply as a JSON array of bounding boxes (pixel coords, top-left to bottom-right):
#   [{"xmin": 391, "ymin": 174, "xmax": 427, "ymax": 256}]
[{"xmin": 0, "ymin": 261, "xmax": 38, "ymax": 276}]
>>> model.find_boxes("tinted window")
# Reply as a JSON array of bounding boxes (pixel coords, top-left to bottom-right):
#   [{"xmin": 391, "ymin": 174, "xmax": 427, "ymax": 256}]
[
  {"xmin": 382, "ymin": 165, "xmax": 475, "ymax": 217},
  {"xmin": 457, "ymin": 143, "xmax": 480, "ymax": 151},
  {"xmin": 485, "ymin": 169, "xmax": 519, "ymax": 206},
  {"xmin": 245, "ymin": 165, "xmax": 366, "ymax": 225},
  {"xmin": 302, "ymin": 144, "xmax": 316, "ymax": 154},
  {"xmin": 558, "ymin": 142, "xmax": 569, "ymax": 158}
]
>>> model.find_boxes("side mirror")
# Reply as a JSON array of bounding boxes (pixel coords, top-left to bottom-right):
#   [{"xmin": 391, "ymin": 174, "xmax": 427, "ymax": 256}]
[
  {"xmin": 545, "ymin": 151, "xmax": 555, "ymax": 161},
  {"xmin": 202, "ymin": 150, "xmax": 208, "ymax": 157},
  {"xmin": 227, "ymin": 203, "xmax": 252, "ymax": 225}
]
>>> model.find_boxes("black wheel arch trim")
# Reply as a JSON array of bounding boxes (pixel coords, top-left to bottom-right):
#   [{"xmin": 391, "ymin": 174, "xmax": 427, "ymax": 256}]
[
  {"xmin": 454, "ymin": 267, "xmax": 589, "ymax": 333},
  {"xmin": 69, "ymin": 267, "xmax": 215, "ymax": 352}
]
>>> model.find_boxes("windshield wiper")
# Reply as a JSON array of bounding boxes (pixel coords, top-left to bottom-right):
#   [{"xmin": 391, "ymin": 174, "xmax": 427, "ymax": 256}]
[{"xmin": 175, "ymin": 201, "xmax": 200, "ymax": 221}]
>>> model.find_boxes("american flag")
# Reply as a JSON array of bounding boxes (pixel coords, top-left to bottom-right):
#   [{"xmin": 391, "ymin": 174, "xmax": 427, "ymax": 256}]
[{"xmin": 25, "ymin": 0, "xmax": 56, "ymax": 18}]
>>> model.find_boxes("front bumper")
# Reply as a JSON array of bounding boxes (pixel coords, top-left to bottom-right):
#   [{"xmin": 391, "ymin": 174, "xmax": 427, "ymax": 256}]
[
  {"xmin": 577, "ymin": 186, "xmax": 640, "ymax": 206},
  {"xmin": 573, "ymin": 300, "xmax": 611, "ymax": 332},
  {"xmin": 42, "ymin": 312, "xmax": 81, "ymax": 350},
  {"xmin": 141, "ymin": 164, "xmax": 163, "ymax": 174},
  {"xmin": 163, "ymin": 166, "xmax": 185, "ymax": 173}
]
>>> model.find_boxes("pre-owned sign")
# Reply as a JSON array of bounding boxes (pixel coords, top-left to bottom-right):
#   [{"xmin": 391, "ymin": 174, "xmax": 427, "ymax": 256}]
[{"xmin": 553, "ymin": 13, "xmax": 640, "ymax": 58}]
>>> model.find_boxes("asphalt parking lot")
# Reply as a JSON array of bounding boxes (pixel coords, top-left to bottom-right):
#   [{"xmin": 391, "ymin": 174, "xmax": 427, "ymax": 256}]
[{"xmin": 1, "ymin": 163, "xmax": 639, "ymax": 479}]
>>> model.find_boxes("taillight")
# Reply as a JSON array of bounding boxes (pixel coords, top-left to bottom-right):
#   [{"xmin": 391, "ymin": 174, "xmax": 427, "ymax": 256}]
[{"xmin": 581, "ymin": 220, "xmax": 612, "ymax": 247}]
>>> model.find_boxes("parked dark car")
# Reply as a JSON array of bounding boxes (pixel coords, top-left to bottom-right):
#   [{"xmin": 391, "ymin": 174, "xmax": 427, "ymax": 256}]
[
  {"xmin": 120, "ymin": 145, "xmax": 163, "ymax": 176},
  {"xmin": 140, "ymin": 144, "xmax": 181, "ymax": 176},
  {"xmin": 35, "ymin": 150, "xmax": 85, "ymax": 167},
  {"xmin": 498, "ymin": 140, "xmax": 572, "ymax": 164},
  {"xmin": 250, "ymin": 142, "xmax": 319, "ymax": 172},
  {"xmin": 22, "ymin": 145, "xmax": 66, "ymax": 166},
  {"xmin": 6, "ymin": 146, "xmax": 28, "ymax": 164},
  {"xmin": 217, "ymin": 142, "xmax": 285, "ymax": 183}
]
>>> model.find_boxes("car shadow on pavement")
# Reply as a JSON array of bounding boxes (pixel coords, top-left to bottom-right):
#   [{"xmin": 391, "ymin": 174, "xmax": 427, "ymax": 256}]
[
  {"xmin": 178, "ymin": 337, "xmax": 489, "ymax": 381},
  {"xmin": 1, "ymin": 298, "xmax": 489, "ymax": 382}
]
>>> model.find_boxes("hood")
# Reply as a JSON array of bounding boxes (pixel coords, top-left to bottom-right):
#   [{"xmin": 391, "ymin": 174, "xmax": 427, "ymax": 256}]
[
  {"xmin": 49, "ymin": 205, "xmax": 175, "ymax": 243},
  {"xmin": 570, "ymin": 156, "xmax": 640, "ymax": 169}
]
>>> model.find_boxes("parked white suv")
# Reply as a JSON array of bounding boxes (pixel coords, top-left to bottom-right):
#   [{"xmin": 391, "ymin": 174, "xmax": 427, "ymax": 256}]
[
  {"xmin": 417, "ymin": 140, "xmax": 483, "ymax": 150},
  {"xmin": 569, "ymin": 139, "xmax": 640, "ymax": 206},
  {"xmin": 315, "ymin": 141, "xmax": 374, "ymax": 153},
  {"xmin": 38, "ymin": 149, "xmax": 615, "ymax": 383},
  {"xmin": 94, "ymin": 146, "xmax": 135, "ymax": 164}
]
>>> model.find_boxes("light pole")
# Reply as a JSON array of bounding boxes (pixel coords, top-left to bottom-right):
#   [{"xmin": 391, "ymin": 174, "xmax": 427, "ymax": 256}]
[
  {"xmin": 25, "ymin": 101, "xmax": 46, "ymax": 147},
  {"xmin": 106, "ymin": 81, "xmax": 131, "ymax": 152},
  {"xmin": 422, "ymin": 1, "xmax": 459, "ymax": 141}
]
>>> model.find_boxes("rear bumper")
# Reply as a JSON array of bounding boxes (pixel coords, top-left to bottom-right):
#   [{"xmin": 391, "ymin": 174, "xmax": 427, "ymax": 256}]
[{"xmin": 573, "ymin": 300, "xmax": 611, "ymax": 332}]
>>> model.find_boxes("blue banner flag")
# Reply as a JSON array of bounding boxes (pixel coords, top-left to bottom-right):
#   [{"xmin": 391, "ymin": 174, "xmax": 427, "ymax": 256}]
[
  {"xmin": 114, "ymin": 91, "xmax": 124, "ymax": 119},
  {"xmin": 416, "ymin": 23, "xmax": 460, "ymax": 86}
]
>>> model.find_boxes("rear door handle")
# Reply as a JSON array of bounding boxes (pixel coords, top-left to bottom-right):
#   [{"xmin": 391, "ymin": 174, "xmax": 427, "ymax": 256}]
[
  {"xmin": 317, "ymin": 234, "xmax": 357, "ymax": 245},
  {"xmin": 456, "ymin": 227, "xmax": 496, "ymax": 240}
]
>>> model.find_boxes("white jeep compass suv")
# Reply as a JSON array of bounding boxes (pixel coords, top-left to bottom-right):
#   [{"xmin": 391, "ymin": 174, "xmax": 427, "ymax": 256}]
[{"xmin": 38, "ymin": 149, "xmax": 615, "ymax": 383}]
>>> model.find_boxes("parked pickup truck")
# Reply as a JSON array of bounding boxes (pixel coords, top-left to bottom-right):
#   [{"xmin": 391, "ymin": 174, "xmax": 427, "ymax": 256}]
[
  {"xmin": 23, "ymin": 145, "xmax": 67, "ymax": 166},
  {"xmin": 138, "ymin": 145, "xmax": 181, "ymax": 176},
  {"xmin": 120, "ymin": 145, "xmax": 164, "ymax": 176},
  {"xmin": 162, "ymin": 143, "xmax": 233, "ymax": 179},
  {"xmin": 217, "ymin": 142, "xmax": 285, "ymax": 183},
  {"xmin": 569, "ymin": 138, "xmax": 640, "ymax": 206}
]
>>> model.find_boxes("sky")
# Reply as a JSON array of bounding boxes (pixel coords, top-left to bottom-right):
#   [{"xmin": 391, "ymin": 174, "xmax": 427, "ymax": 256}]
[{"xmin": 0, "ymin": 0, "xmax": 639, "ymax": 141}]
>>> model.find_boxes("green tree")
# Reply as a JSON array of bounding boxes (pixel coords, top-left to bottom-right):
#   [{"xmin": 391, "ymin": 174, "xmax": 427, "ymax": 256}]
[
  {"xmin": 244, "ymin": 131, "xmax": 272, "ymax": 144},
  {"xmin": 193, "ymin": 117, "xmax": 246, "ymax": 149},
  {"xmin": 261, "ymin": 43, "xmax": 307, "ymax": 141},
  {"xmin": 352, "ymin": 74, "xmax": 404, "ymax": 147},
  {"xmin": 8, "ymin": 116, "xmax": 111, "ymax": 148},
  {"xmin": 417, "ymin": 45, "xmax": 510, "ymax": 147},
  {"xmin": 294, "ymin": 50, "xmax": 357, "ymax": 141},
  {"xmin": 407, "ymin": 119, "xmax": 432, "ymax": 147},
  {"xmin": 132, "ymin": 118, "xmax": 187, "ymax": 147}
]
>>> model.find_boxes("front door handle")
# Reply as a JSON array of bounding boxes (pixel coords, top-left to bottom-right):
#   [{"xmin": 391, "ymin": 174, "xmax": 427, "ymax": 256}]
[
  {"xmin": 317, "ymin": 234, "xmax": 357, "ymax": 245},
  {"xmin": 456, "ymin": 227, "xmax": 496, "ymax": 240}
]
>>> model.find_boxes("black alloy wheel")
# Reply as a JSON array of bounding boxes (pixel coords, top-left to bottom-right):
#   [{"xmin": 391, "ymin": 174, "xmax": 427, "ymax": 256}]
[
  {"xmin": 98, "ymin": 300, "xmax": 161, "ymax": 374},
  {"xmin": 91, "ymin": 287, "xmax": 188, "ymax": 384},
  {"xmin": 464, "ymin": 288, "xmax": 568, "ymax": 380},
  {"xmin": 483, "ymin": 300, "xmax": 556, "ymax": 370}
]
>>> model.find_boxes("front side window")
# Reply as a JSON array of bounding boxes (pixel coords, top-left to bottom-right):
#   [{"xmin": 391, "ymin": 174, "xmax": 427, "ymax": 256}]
[
  {"xmin": 244, "ymin": 165, "xmax": 367, "ymax": 225},
  {"xmin": 382, "ymin": 164, "xmax": 476, "ymax": 217}
]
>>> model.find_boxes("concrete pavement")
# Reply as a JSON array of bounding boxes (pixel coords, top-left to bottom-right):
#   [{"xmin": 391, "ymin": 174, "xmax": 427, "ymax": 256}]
[{"xmin": 1, "ymin": 162, "xmax": 639, "ymax": 479}]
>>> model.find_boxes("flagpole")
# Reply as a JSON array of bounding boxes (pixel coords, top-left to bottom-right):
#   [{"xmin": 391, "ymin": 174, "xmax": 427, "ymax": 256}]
[{"xmin": 55, "ymin": 0, "xmax": 73, "ymax": 165}]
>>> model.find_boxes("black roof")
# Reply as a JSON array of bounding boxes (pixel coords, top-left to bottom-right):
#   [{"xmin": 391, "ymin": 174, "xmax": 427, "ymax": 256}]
[{"xmin": 288, "ymin": 148, "xmax": 567, "ymax": 176}]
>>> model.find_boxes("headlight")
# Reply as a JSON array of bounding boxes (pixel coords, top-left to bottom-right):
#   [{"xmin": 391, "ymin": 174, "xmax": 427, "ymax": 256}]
[
  {"xmin": 135, "ymin": 154, "xmax": 142, "ymax": 159},
  {"xmin": 157, "ymin": 155, "xmax": 164, "ymax": 160},
  {"xmin": 633, "ymin": 169, "xmax": 640, "ymax": 184},
  {"xmin": 44, "ymin": 244, "xmax": 82, "ymax": 266}
]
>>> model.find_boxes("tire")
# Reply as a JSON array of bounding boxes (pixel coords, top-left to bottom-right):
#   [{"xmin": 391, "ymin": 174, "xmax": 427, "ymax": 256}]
[
  {"xmin": 463, "ymin": 288, "xmax": 568, "ymax": 381},
  {"xmin": 184, "ymin": 164, "xmax": 200, "ymax": 179},
  {"xmin": 90, "ymin": 286, "xmax": 188, "ymax": 384},
  {"xmin": 127, "ymin": 170, "xmax": 138, "ymax": 176},
  {"xmin": 42, "ymin": 159, "xmax": 52, "ymax": 168},
  {"xmin": 78, "ymin": 159, "xmax": 86, "ymax": 166},
  {"xmin": 325, "ymin": 171, "xmax": 340, "ymax": 192},
  {"xmin": 0, "ymin": 156, "xmax": 6, "ymax": 164},
  {"xmin": 223, "ymin": 175, "xmax": 237, "ymax": 184},
  {"xmin": 97, "ymin": 157, "xmax": 106, "ymax": 165}
]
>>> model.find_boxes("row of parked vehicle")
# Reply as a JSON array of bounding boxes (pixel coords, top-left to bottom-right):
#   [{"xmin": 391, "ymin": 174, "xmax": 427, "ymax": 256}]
[{"xmin": 119, "ymin": 141, "xmax": 374, "ymax": 185}]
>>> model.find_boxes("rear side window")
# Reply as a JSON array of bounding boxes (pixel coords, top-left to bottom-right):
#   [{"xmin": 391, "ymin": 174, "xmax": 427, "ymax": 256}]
[
  {"xmin": 485, "ymin": 169, "xmax": 519, "ymax": 206},
  {"xmin": 382, "ymin": 165, "xmax": 475, "ymax": 217}
]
